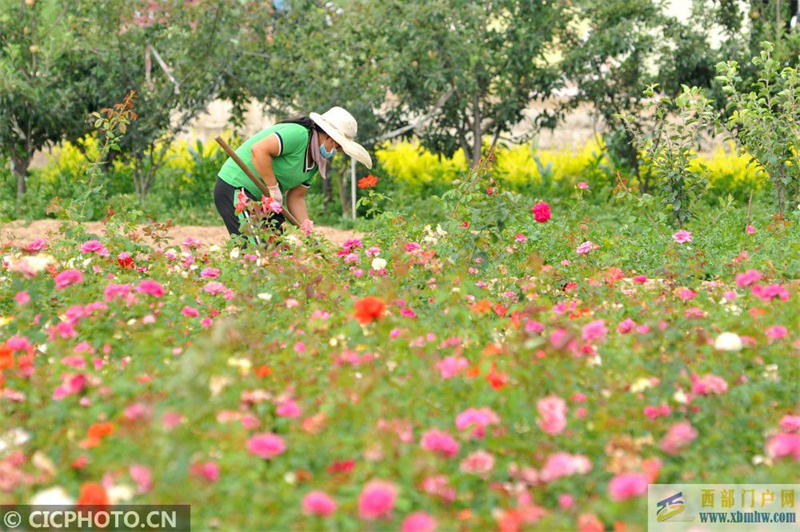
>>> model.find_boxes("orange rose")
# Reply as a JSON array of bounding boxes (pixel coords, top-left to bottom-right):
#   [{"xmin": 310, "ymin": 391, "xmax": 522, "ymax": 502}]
[
  {"xmin": 353, "ymin": 296, "xmax": 386, "ymax": 325},
  {"xmin": 471, "ymin": 300, "xmax": 492, "ymax": 314},
  {"xmin": 0, "ymin": 344, "xmax": 14, "ymax": 370},
  {"xmin": 77, "ymin": 482, "xmax": 109, "ymax": 507},
  {"xmin": 357, "ymin": 174, "xmax": 378, "ymax": 189},
  {"xmin": 81, "ymin": 422, "xmax": 115, "ymax": 449}
]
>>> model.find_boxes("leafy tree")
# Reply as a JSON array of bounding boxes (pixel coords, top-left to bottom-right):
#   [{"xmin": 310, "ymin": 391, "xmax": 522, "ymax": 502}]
[
  {"xmin": 373, "ymin": 0, "xmax": 570, "ymax": 168},
  {"xmin": 560, "ymin": 0, "xmax": 724, "ymax": 193},
  {"xmin": 623, "ymin": 84, "xmax": 715, "ymax": 226},
  {"xmin": 247, "ymin": 0, "xmax": 391, "ymax": 216},
  {"xmin": 716, "ymin": 42, "xmax": 799, "ymax": 213},
  {"xmin": 0, "ymin": 0, "xmax": 98, "ymax": 200},
  {"xmin": 69, "ymin": 0, "xmax": 256, "ymax": 204}
]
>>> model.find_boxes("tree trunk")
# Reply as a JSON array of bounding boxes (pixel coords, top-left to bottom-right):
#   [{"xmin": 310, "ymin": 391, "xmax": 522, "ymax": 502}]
[
  {"xmin": 11, "ymin": 152, "xmax": 32, "ymax": 201},
  {"xmin": 321, "ymin": 173, "xmax": 333, "ymax": 207},
  {"xmin": 472, "ymin": 94, "xmax": 482, "ymax": 167},
  {"xmin": 338, "ymin": 173, "xmax": 352, "ymax": 218}
]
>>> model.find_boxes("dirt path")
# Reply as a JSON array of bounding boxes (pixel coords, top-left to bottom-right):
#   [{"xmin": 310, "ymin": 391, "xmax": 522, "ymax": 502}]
[{"xmin": 0, "ymin": 219, "xmax": 360, "ymax": 248}]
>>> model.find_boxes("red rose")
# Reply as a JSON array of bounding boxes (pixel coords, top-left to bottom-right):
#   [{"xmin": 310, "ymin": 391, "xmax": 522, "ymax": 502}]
[{"xmin": 531, "ymin": 202, "xmax": 551, "ymax": 223}]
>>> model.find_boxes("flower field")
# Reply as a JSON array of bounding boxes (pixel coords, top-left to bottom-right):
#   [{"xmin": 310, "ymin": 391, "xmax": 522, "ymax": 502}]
[{"xmin": 0, "ymin": 182, "xmax": 799, "ymax": 531}]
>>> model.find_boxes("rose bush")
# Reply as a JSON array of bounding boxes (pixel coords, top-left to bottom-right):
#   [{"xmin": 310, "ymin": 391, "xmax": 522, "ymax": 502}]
[{"xmin": 0, "ymin": 166, "xmax": 798, "ymax": 531}]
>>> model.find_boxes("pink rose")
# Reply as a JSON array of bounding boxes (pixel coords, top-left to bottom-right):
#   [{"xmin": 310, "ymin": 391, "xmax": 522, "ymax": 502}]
[
  {"xmin": 765, "ymin": 433, "xmax": 800, "ymax": 461},
  {"xmin": 302, "ymin": 490, "xmax": 337, "ymax": 517},
  {"xmin": 672, "ymin": 230, "xmax": 692, "ymax": 243},
  {"xmin": 358, "ymin": 480, "xmax": 398, "ymax": 520},
  {"xmin": 576, "ymin": 241, "xmax": 599, "ymax": 255},
  {"xmin": 54, "ymin": 269, "xmax": 84, "ymax": 290},
  {"xmin": 537, "ymin": 395, "xmax": 567, "ymax": 435},
  {"xmin": 136, "ymin": 280, "xmax": 165, "ymax": 298},
  {"xmin": 420, "ymin": 429, "xmax": 460, "ymax": 458},
  {"xmin": 276, "ymin": 399, "xmax": 302, "ymax": 419},
  {"xmin": 203, "ymin": 281, "xmax": 226, "ymax": 295},
  {"xmin": 765, "ymin": 325, "xmax": 788, "ymax": 339},
  {"xmin": 540, "ymin": 452, "xmax": 592, "ymax": 483},
  {"xmin": 460, "ymin": 450, "xmax": 495, "ymax": 475},
  {"xmin": 582, "ymin": 319, "xmax": 607, "ymax": 342},
  {"xmin": 80, "ymin": 240, "xmax": 109, "ymax": 257},
  {"xmin": 735, "ymin": 269, "xmax": 762, "ymax": 288},
  {"xmin": 421, "ymin": 475, "xmax": 456, "ymax": 502},
  {"xmin": 189, "ymin": 461, "xmax": 220, "ymax": 482},
  {"xmin": 660, "ymin": 422, "xmax": 698, "ymax": 455},
  {"xmin": 608, "ymin": 472, "xmax": 649, "ymax": 501},
  {"xmin": 22, "ymin": 238, "xmax": 47, "ymax": 253},
  {"xmin": 247, "ymin": 433, "xmax": 286, "ymax": 459},
  {"xmin": 779, "ymin": 416, "xmax": 800, "ymax": 432},
  {"xmin": 435, "ymin": 356, "xmax": 469, "ymax": 379},
  {"xmin": 129, "ymin": 464, "xmax": 153, "ymax": 493},
  {"xmin": 691, "ymin": 374, "xmax": 728, "ymax": 395},
  {"xmin": 15, "ymin": 291, "xmax": 30, "ymax": 305},
  {"xmin": 402, "ymin": 512, "xmax": 437, "ymax": 532},
  {"xmin": 455, "ymin": 407, "xmax": 500, "ymax": 438},
  {"xmin": 104, "ymin": 283, "xmax": 133, "ymax": 302},
  {"xmin": 617, "ymin": 318, "xmax": 636, "ymax": 334}
]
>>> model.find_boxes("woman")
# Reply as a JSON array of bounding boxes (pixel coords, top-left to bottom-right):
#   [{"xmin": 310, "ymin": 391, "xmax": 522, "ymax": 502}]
[{"xmin": 214, "ymin": 106, "xmax": 372, "ymax": 237}]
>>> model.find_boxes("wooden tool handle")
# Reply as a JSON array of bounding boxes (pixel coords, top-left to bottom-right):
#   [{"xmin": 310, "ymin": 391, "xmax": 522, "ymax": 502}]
[
  {"xmin": 214, "ymin": 135, "xmax": 300, "ymax": 227},
  {"xmin": 214, "ymin": 135, "xmax": 270, "ymax": 196}
]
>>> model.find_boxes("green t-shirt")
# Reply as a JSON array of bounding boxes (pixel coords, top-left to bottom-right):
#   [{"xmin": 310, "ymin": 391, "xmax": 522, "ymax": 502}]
[{"xmin": 218, "ymin": 123, "xmax": 318, "ymax": 198}]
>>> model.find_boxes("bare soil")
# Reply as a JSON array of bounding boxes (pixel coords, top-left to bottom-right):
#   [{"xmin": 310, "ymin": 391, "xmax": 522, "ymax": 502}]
[{"xmin": 0, "ymin": 219, "xmax": 359, "ymax": 248}]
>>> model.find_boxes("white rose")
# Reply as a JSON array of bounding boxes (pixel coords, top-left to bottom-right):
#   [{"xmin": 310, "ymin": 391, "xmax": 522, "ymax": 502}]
[
  {"xmin": 229, "ymin": 247, "xmax": 241, "ymax": 259},
  {"xmin": 630, "ymin": 377, "xmax": 653, "ymax": 393},
  {"xmin": 257, "ymin": 293, "xmax": 272, "ymax": 301},
  {"xmin": 107, "ymin": 484, "xmax": 135, "ymax": 504},
  {"xmin": 714, "ymin": 332, "xmax": 742, "ymax": 352},
  {"xmin": 673, "ymin": 389, "xmax": 689, "ymax": 404},
  {"xmin": 29, "ymin": 486, "xmax": 75, "ymax": 506},
  {"xmin": 371, "ymin": 258, "xmax": 387, "ymax": 270},
  {"xmin": 0, "ymin": 428, "xmax": 30, "ymax": 454}
]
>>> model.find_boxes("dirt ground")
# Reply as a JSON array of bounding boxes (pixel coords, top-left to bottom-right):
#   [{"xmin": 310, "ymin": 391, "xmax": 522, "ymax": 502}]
[{"xmin": 0, "ymin": 219, "xmax": 360, "ymax": 248}]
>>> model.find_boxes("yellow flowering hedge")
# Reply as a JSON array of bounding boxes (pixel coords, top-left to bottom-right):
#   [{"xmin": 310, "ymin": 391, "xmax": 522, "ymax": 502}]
[
  {"xmin": 375, "ymin": 138, "xmax": 766, "ymax": 196},
  {"xmin": 38, "ymin": 134, "xmax": 766, "ymax": 202}
]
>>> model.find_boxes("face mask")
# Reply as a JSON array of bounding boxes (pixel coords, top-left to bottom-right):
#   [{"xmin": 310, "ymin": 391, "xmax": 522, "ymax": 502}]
[{"xmin": 319, "ymin": 144, "xmax": 336, "ymax": 159}]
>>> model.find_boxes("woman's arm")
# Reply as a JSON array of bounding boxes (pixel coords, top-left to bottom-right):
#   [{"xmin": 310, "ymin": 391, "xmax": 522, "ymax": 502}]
[
  {"xmin": 251, "ymin": 134, "xmax": 281, "ymax": 188},
  {"xmin": 285, "ymin": 185, "xmax": 310, "ymax": 227}
]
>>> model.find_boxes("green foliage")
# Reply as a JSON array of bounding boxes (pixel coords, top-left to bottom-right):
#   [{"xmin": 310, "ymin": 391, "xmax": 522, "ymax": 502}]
[
  {"xmin": 623, "ymin": 84, "xmax": 716, "ymax": 226},
  {"xmin": 715, "ymin": 41, "xmax": 800, "ymax": 214},
  {"xmin": 0, "ymin": 0, "xmax": 100, "ymax": 198},
  {"xmin": 56, "ymin": 91, "xmax": 139, "ymax": 222},
  {"xmin": 560, "ymin": 0, "xmax": 740, "ymax": 191}
]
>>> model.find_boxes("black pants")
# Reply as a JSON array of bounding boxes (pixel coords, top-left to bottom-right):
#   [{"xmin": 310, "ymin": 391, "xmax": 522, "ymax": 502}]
[{"xmin": 213, "ymin": 177, "xmax": 285, "ymax": 237}]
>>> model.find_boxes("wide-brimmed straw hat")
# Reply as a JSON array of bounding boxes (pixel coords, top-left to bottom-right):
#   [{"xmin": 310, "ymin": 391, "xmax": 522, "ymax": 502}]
[{"xmin": 309, "ymin": 107, "xmax": 372, "ymax": 169}]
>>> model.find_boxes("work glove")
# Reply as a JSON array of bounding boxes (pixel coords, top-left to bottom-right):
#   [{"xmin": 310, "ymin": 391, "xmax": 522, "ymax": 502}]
[
  {"xmin": 301, "ymin": 219, "xmax": 314, "ymax": 236},
  {"xmin": 267, "ymin": 184, "xmax": 283, "ymax": 204}
]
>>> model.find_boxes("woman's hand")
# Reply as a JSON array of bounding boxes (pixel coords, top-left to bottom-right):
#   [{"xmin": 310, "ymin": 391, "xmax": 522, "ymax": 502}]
[{"xmin": 267, "ymin": 184, "xmax": 283, "ymax": 204}]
